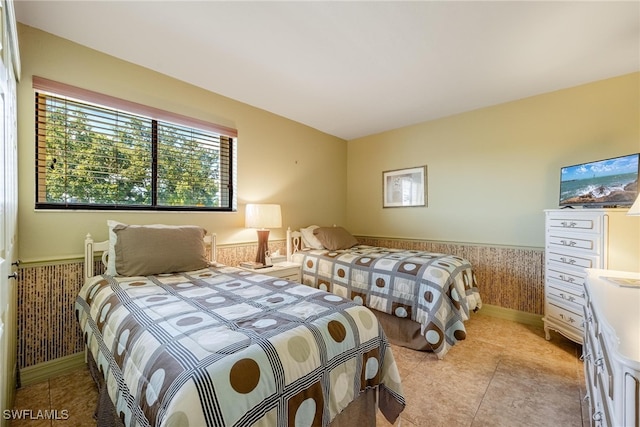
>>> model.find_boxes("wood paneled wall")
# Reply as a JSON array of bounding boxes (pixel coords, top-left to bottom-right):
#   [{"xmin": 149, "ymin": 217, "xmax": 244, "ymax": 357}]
[{"xmin": 16, "ymin": 238, "xmax": 542, "ymax": 369}]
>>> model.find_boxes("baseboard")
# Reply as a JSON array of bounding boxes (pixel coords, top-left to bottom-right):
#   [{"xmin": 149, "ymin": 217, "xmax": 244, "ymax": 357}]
[
  {"xmin": 477, "ymin": 304, "xmax": 544, "ymax": 329},
  {"xmin": 19, "ymin": 352, "xmax": 86, "ymax": 387}
]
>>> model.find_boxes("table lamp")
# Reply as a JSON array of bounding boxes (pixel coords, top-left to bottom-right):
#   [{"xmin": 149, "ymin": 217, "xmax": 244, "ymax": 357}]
[{"xmin": 245, "ymin": 203, "xmax": 282, "ymax": 265}]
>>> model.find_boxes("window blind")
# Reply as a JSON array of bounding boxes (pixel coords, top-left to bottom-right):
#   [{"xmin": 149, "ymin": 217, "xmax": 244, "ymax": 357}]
[{"xmin": 34, "ymin": 77, "xmax": 236, "ymax": 211}]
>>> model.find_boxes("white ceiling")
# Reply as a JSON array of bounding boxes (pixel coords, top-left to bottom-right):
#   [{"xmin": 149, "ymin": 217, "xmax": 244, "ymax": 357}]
[{"xmin": 14, "ymin": 1, "xmax": 640, "ymax": 140}]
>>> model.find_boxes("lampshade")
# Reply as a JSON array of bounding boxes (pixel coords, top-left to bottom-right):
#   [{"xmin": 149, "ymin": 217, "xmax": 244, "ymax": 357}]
[
  {"xmin": 627, "ymin": 194, "xmax": 640, "ymax": 216},
  {"xmin": 245, "ymin": 204, "xmax": 282, "ymax": 229}
]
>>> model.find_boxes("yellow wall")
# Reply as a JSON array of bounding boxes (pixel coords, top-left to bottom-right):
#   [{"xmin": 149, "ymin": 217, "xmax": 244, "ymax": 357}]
[
  {"xmin": 17, "ymin": 24, "xmax": 347, "ymax": 262},
  {"xmin": 346, "ymin": 73, "xmax": 640, "ymax": 248},
  {"xmin": 16, "ymin": 24, "xmax": 640, "ymax": 260}
]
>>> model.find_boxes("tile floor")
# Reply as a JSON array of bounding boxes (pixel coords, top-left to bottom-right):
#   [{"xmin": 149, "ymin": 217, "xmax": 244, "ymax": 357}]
[{"xmin": 11, "ymin": 312, "xmax": 588, "ymax": 426}]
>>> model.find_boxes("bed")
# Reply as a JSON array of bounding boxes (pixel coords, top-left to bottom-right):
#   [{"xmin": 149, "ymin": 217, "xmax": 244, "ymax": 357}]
[
  {"xmin": 286, "ymin": 226, "xmax": 482, "ymax": 359},
  {"xmin": 75, "ymin": 222, "xmax": 405, "ymax": 426}
]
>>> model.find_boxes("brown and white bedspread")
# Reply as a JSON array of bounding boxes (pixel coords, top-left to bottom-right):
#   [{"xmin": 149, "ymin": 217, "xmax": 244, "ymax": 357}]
[
  {"xmin": 75, "ymin": 265, "xmax": 404, "ymax": 427},
  {"xmin": 291, "ymin": 246, "xmax": 482, "ymax": 359}
]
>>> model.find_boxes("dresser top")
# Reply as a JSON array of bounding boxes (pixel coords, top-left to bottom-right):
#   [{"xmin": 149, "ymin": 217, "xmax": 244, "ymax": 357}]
[{"xmin": 586, "ymin": 268, "xmax": 640, "ymax": 365}]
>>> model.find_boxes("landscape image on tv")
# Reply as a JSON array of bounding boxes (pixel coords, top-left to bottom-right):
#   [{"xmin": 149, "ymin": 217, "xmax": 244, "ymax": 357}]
[{"xmin": 559, "ymin": 153, "xmax": 639, "ymax": 207}]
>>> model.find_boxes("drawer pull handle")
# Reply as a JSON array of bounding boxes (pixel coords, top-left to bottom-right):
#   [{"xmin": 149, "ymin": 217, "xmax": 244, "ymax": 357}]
[
  {"xmin": 592, "ymin": 412, "xmax": 602, "ymax": 422},
  {"xmin": 559, "ymin": 257, "xmax": 576, "ymax": 265},
  {"xmin": 559, "ymin": 293, "xmax": 577, "ymax": 303},
  {"xmin": 559, "ymin": 313, "xmax": 576, "ymax": 323},
  {"xmin": 560, "ymin": 221, "xmax": 577, "ymax": 228},
  {"xmin": 558, "ymin": 274, "xmax": 575, "ymax": 283},
  {"xmin": 560, "ymin": 239, "xmax": 577, "ymax": 247}
]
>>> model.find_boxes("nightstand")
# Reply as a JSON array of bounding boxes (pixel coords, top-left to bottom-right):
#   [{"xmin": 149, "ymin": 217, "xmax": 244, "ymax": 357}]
[{"xmin": 238, "ymin": 261, "xmax": 301, "ymax": 282}]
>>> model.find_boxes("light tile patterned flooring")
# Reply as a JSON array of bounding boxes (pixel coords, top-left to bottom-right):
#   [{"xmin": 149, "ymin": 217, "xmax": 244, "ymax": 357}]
[{"xmin": 12, "ymin": 312, "xmax": 588, "ymax": 426}]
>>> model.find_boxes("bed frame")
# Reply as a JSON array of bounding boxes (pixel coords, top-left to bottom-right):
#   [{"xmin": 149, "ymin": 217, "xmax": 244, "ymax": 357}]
[
  {"xmin": 286, "ymin": 227, "xmax": 303, "ymax": 260},
  {"xmin": 83, "ymin": 232, "xmax": 217, "ymax": 281}
]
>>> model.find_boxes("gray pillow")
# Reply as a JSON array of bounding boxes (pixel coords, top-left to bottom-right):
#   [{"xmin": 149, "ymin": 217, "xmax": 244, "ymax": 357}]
[
  {"xmin": 114, "ymin": 224, "xmax": 208, "ymax": 276},
  {"xmin": 313, "ymin": 226, "xmax": 358, "ymax": 250}
]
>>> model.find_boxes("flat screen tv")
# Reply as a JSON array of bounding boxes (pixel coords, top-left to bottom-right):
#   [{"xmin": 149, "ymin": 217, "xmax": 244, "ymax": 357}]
[{"xmin": 559, "ymin": 153, "xmax": 639, "ymax": 208}]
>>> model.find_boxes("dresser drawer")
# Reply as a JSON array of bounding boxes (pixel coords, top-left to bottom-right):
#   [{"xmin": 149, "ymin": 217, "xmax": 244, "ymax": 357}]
[
  {"xmin": 547, "ymin": 216, "xmax": 601, "ymax": 234},
  {"xmin": 596, "ymin": 332, "xmax": 615, "ymax": 402},
  {"xmin": 546, "ymin": 301, "xmax": 584, "ymax": 331},
  {"xmin": 266, "ymin": 267, "xmax": 301, "ymax": 282},
  {"xmin": 238, "ymin": 263, "xmax": 301, "ymax": 283},
  {"xmin": 546, "ymin": 267, "xmax": 587, "ymax": 287},
  {"xmin": 595, "ymin": 370, "xmax": 614, "ymax": 427},
  {"xmin": 546, "ymin": 282, "xmax": 585, "ymax": 308},
  {"xmin": 584, "ymin": 357, "xmax": 597, "ymax": 422},
  {"xmin": 547, "ymin": 233, "xmax": 600, "ymax": 254},
  {"xmin": 278, "ymin": 272, "xmax": 302, "ymax": 282},
  {"xmin": 585, "ymin": 323, "xmax": 598, "ymax": 370},
  {"xmin": 547, "ymin": 250, "xmax": 599, "ymax": 270}
]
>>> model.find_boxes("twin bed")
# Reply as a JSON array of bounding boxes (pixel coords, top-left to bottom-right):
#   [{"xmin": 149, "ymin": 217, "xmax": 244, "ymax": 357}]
[
  {"xmin": 76, "ymin": 222, "xmax": 482, "ymax": 426},
  {"xmin": 285, "ymin": 226, "xmax": 482, "ymax": 359},
  {"xmin": 76, "ymin": 223, "xmax": 405, "ymax": 426}
]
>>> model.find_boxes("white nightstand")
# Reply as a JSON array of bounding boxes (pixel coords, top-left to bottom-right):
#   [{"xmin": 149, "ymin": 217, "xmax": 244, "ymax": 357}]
[{"xmin": 238, "ymin": 261, "xmax": 301, "ymax": 282}]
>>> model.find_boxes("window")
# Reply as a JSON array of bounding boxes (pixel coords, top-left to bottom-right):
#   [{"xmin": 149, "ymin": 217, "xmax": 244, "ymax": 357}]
[{"xmin": 34, "ymin": 77, "xmax": 237, "ymax": 211}]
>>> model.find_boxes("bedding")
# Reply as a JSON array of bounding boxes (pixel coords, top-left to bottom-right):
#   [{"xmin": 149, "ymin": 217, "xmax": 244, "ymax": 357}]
[
  {"xmin": 87, "ymin": 350, "xmax": 379, "ymax": 427},
  {"xmin": 76, "ymin": 263, "xmax": 405, "ymax": 426},
  {"xmin": 287, "ymin": 230, "xmax": 482, "ymax": 359},
  {"xmin": 300, "ymin": 225, "xmax": 324, "ymax": 250}
]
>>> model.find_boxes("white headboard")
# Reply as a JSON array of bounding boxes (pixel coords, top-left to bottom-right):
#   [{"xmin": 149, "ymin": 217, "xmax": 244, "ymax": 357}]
[
  {"xmin": 84, "ymin": 232, "xmax": 217, "ymax": 281},
  {"xmin": 286, "ymin": 227, "xmax": 303, "ymax": 261}
]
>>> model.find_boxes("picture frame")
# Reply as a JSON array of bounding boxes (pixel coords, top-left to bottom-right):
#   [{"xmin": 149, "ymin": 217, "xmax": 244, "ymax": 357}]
[{"xmin": 382, "ymin": 166, "xmax": 427, "ymax": 208}]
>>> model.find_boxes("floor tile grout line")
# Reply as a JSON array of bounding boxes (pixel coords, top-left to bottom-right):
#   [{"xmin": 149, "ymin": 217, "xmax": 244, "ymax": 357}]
[{"xmin": 469, "ymin": 355, "xmax": 504, "ymax": 426}]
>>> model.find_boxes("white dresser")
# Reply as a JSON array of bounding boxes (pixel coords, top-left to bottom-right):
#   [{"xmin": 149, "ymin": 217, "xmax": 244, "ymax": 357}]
[
  {"xmin": 583, "ymin": 269, "xmax": 640, "ymax": 427},
  {"xmin": 543, "ymin": 209, "xmax": 639, "ymax": 344}
]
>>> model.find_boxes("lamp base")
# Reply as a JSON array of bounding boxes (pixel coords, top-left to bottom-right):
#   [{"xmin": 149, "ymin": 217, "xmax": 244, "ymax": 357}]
[{"xmin": 255, "ymin": 229, "xmax": 270, "ymax": 265}]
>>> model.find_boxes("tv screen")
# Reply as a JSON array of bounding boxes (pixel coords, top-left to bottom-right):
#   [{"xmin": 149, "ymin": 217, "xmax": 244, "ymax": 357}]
[{"xmin": 559, "ymin": 153, "xmax": 639, "ymax": 207}]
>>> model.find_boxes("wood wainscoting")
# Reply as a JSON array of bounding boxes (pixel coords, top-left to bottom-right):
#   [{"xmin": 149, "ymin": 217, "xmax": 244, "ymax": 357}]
[{"xmin": 16, "ymin": 238, "xmax": 543, "ymax": 383}]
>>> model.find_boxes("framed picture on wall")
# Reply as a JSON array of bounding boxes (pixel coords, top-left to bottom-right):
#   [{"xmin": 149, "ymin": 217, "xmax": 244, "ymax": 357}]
[{"xmin": 382, "ymin": 165, "xmax": 427, "ymax": 208}]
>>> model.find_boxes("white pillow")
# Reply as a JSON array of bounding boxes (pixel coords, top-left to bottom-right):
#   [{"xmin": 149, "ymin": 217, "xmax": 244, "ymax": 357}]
[
  {"xmin": 300, "ymin": 225, "xmax": 324, "ymax": 249},
  {"xmin": 106, "ymin": 220, "xmax": 125, "ymax": 276}
]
